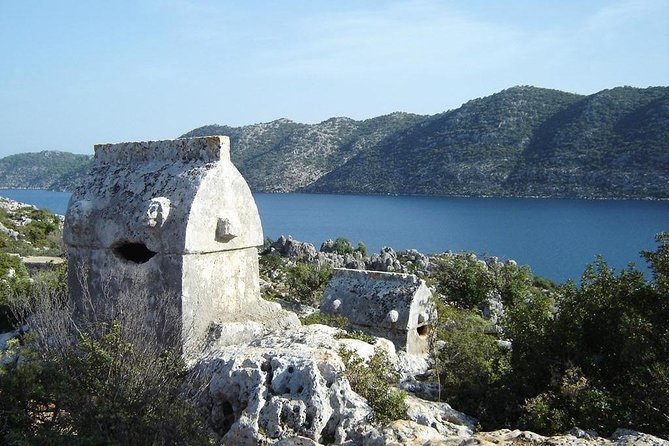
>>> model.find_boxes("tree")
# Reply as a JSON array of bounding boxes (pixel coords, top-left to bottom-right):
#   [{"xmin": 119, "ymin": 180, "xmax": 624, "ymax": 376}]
[
  {"xmin": 432, "ymin": 254, "xmax": 493, "ymax": 309},
  {"xmin": 513, "ymin": 236, "xmax": 669, "ymax": 436}
]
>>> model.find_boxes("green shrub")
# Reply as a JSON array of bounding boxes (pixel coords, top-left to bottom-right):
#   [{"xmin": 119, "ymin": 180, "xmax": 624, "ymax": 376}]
[
  {"xmin": 0, "ymin": 322, "xmax": 210, "ymax": 445},
  {"xmin": 434, "ymin": 304, "xmax": 511, "ymax": 422},
  {"xmin": 0, "ymin": 253, "xmax": 30, "ymax": 331},
  {"xmin": 339, "ymin": 347, "xmax": 407, "ymax": 425},
  {"xmin": 501, "ymin": 288, "xmax": 555, "ymax": 396},
  {"xmin": 259, "ymin": 253, "xmax": 285, "ymax": 272},
  {"xmin": 332, "ymin": 237, "xmax": 354, "ymax": 255},
  {"xmin": 1, "ymin": 276, "xmax": 212, "ymax": 445},
  {"xmin": 29, "ymin": 262, "xmax": 68, "ymax": 296},
  {"xmin": 286, "ymin": 262, "xmax": 332, "ymax": 307},
  {"xmin": 544, "ymin": 253, "xmax": 669, "ymax": 435},
  {"xmin": 520, "ymin": 392, "xmax": 567, "ymax": 434},
  {"xmin": 432, "ymin": 254, "xmax": 493, "ymax": 309},
  {"xmin": 519, "ymin": 367, "xmax": 614, "ymax": 435},
  {"xmin": 642, "ymin": 231, "xmax": 669, "ymax": 294},
  {"xmin": 431, "ymin": 252, "xmax": 543, "ymax": 310},
  {"xmin": 510, "ymin": 234, "xmax": 669, "ymax": 436},
  {"xmin": 0, "ymin": 206, "xmax": 64, "ymax": 256}
]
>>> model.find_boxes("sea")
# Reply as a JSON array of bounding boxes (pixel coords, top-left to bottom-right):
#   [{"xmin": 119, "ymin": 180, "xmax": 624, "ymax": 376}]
[{"xmin": 2, "ymin": 188, "xmax": 668, "ymax": 284}]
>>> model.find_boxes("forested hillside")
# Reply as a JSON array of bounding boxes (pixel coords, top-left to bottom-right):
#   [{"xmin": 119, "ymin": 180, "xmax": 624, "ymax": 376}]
[
  {"xmin": 1, "ymin": 86, "xmax": 667, "ymax": 199},
  {"xmin": 0, "ymin": 151, "xmax": 91, "ymax": 192},
  {"xmin": 306, "ymin": 86, "xmax": 669, "ymax": 198}
]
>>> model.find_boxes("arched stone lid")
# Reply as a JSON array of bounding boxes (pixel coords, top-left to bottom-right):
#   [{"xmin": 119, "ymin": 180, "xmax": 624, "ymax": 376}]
[{"xmin": 64, "ymin": 136, "xmax": 263, "ymax": 254}]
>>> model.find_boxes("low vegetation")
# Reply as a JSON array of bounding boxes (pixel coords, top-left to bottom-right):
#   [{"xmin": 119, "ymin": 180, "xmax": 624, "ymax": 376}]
[
  {"xmin": 0, "ymin": 205, "xmax": 63, "ymax": 257},
  {"xmin": 0, "ymin": 252, "xmax": 31, "ymax": 331},
  {"xmin": 0, "ymin": 203, "xmax": 210, "ymax": 444},
  {"xmin": 429, "ymin": 233, "xmax": 669, "ymax": 437},
  {"xmin": 1, "ymin": 270, "xmax": 211, "ymax": 445},
  {"xmin": 257, "ymin": 233, "xmax": 668, "ymax": 437},
  {"xmin": 2, "ymin": 219, "xmax": 667, "ymax": 439},
  {"xmin": 339, "ymin": 347, "xmax": 407, "ymax": 425},
  {"xmin": 285, "ymin": 262, "xmax": 332, "ymax": 307},
  {"xmin": 300, "ymin": 311, "xmax": 349, "ymax": 328}
]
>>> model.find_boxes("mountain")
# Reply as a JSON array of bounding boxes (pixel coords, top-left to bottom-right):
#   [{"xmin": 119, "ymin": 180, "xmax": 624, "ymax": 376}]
[
  {"xmin": 503, "ymin": 86, "xmax": 669, "ymax": 198},
  {"xmin": 1, "ymin": 86, "xmax": 667, "ymax": 198},
  {"xmin": 182, "ymin": 112, "xmax": 425, "ymax": 192},
  {"xmin": 305, "ymin": 86, "xmax": 669, "ymax": 198},
  {"xmin": 307, "ymin": 86, "xmax": 582, "ymax": 195},
  {"xmin": 0, "ymin": 151, "xmax": 92, "ymax": 191}
]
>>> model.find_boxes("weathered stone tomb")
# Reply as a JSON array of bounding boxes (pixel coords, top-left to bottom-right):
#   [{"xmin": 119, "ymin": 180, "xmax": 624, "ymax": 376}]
[
  {"xmin": 320, "ymin": 268, "xmax": 436, "ymax": 355},
  {"xmin": 64, "ymin": 136, "xmax": 290, "ymax": 356}
]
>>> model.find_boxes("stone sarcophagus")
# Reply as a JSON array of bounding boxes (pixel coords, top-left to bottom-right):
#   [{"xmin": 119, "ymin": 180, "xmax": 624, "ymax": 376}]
[
  {"xmin": 320, "ymin": 269, "xmax": 436, "ymax": 355},
  {"xmin": 64, "ymin": 136, "xmax": 286, "ymax": 356}
]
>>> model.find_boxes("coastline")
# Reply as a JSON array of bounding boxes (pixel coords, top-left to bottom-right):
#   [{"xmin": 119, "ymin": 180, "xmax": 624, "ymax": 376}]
[{"xmin": 2, "ymin": 186, "xmax": 667, "ymax": 201}]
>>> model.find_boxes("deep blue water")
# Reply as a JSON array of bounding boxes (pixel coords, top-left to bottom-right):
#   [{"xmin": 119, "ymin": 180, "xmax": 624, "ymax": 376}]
[{"xmin": 2, "ymin": 188, "xmax": 668, "ymax": 283}]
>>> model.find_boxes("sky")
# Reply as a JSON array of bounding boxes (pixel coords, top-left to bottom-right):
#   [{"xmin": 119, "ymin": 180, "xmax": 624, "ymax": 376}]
[{"xmin": 0, "ymin": 0, "xmax": 667, "ymax": 157}]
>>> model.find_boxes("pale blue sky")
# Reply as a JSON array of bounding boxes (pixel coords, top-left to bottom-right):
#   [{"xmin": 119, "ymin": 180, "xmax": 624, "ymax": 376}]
[{"xmin": 1, "ymin": 0, "xmax": 667, "ymax": 156}]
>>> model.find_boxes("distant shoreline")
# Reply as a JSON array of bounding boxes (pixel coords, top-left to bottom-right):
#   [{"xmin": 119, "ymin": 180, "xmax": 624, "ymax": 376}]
[{"xmin": 1, "ymin": 186, "xmax": 667, "ymax": 201}]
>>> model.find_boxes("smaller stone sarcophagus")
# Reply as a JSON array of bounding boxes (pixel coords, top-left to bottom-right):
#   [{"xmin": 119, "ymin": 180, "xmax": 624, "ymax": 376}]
[
  {"xmin": 320, "ymin": 269, "xmax": 436, "ymax": 355},
  {"xmin": 64, "ymin": 136, "xmax": 286, "ymax": 357}
]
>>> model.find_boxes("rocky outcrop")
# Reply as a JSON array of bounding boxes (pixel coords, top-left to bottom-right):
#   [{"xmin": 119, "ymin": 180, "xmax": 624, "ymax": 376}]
[
  {"xmin": 189, "ymin": 322, "xmax": 489, "ymax": 446},
  {"xmin": 0, "ymin": 196, "xmax": 64, "ymax": 256},
  {"xmin": 267, "ymin": 235, "xmax": 367, "ymax": 269},
  {"xmin": 461, "ymin": 428, "xmax": 669, "ymax": 446},
  {"xmin": 403, "ymin": 394, "xmax": 476, "ymax": 437},
  {"xmin": 191, "ymin": 325, "xmax": 374, "ymax": 445},
  {"xmin": 0, "ymin": 197, "xmax": 38, "ymax": 213},
  {"xmin": 0, "ymin": 222, "xmax": 19, "ymax": 240},
  {"xmin": 368, "ymin": 247, "xmax": 403, "ymax": 273},
  {"xmin": 270, "ymin": 236, "xmax": 320, "ymax": 263}
]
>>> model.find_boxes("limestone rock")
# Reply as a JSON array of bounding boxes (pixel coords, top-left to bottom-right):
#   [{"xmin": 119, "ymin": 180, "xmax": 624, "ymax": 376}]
[
  {"xmin": 193, "ymin": 325, "xmax": 374, "ymax": 445},
  {"xmin": 343, "ymin": 253, "xmax": 367, "ymax": 270},
  {"xmin": 0, "ymin": 197, "xmax": 38, "ymax": 213},
  {"xmin": 320, "ymin": 239, "xmax": 335, "ymax": 253},
  {"xmin": 479, "ymin": 292, "xmax": 504, "ymax": 325},
  {"xmin": 272, "ymin": 437, "xmax": 322, "ymax": 446},
  {"xmin": 0, "ymin": 222, "xmax": 19, "ymax": 240},
  {"xmin": 611, "ymin": 429, "xmax": 668, "ymax": 446},
  {"xmin": 0, "ymin": 330, "xmax": 18, "ymax": 352},
  {"xmin": 469, "ymin": 429, "xmax": 617, "ymax": 446},
  {"xmin": 401, "ymin": 249, "xmax": 431, "ymax": 274},
  {"xmin": 368, "ymin": 247, "xmax": 403, "ymax": 273},
  {"xmin": 403, "ymin": 394, "xmax": 476, "ymax": 438},
  {"xmin": 376, "ymin": 420, "xmax": 451, "ymax": 446},
  {"xmin": 271, "ymin": 236, "xmax": 319, "ymax": 263}
]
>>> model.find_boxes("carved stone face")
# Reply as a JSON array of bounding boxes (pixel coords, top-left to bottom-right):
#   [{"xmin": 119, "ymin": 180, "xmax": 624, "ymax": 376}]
[{"xmin": 145, "ymin": 197, "xmax": 171, "ymax": 228}]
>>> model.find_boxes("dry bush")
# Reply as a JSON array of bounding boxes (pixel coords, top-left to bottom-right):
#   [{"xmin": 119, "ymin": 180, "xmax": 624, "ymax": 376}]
[{"xmin": 2, "ymin": 263, "xmax": 210, "ymax": 445}]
